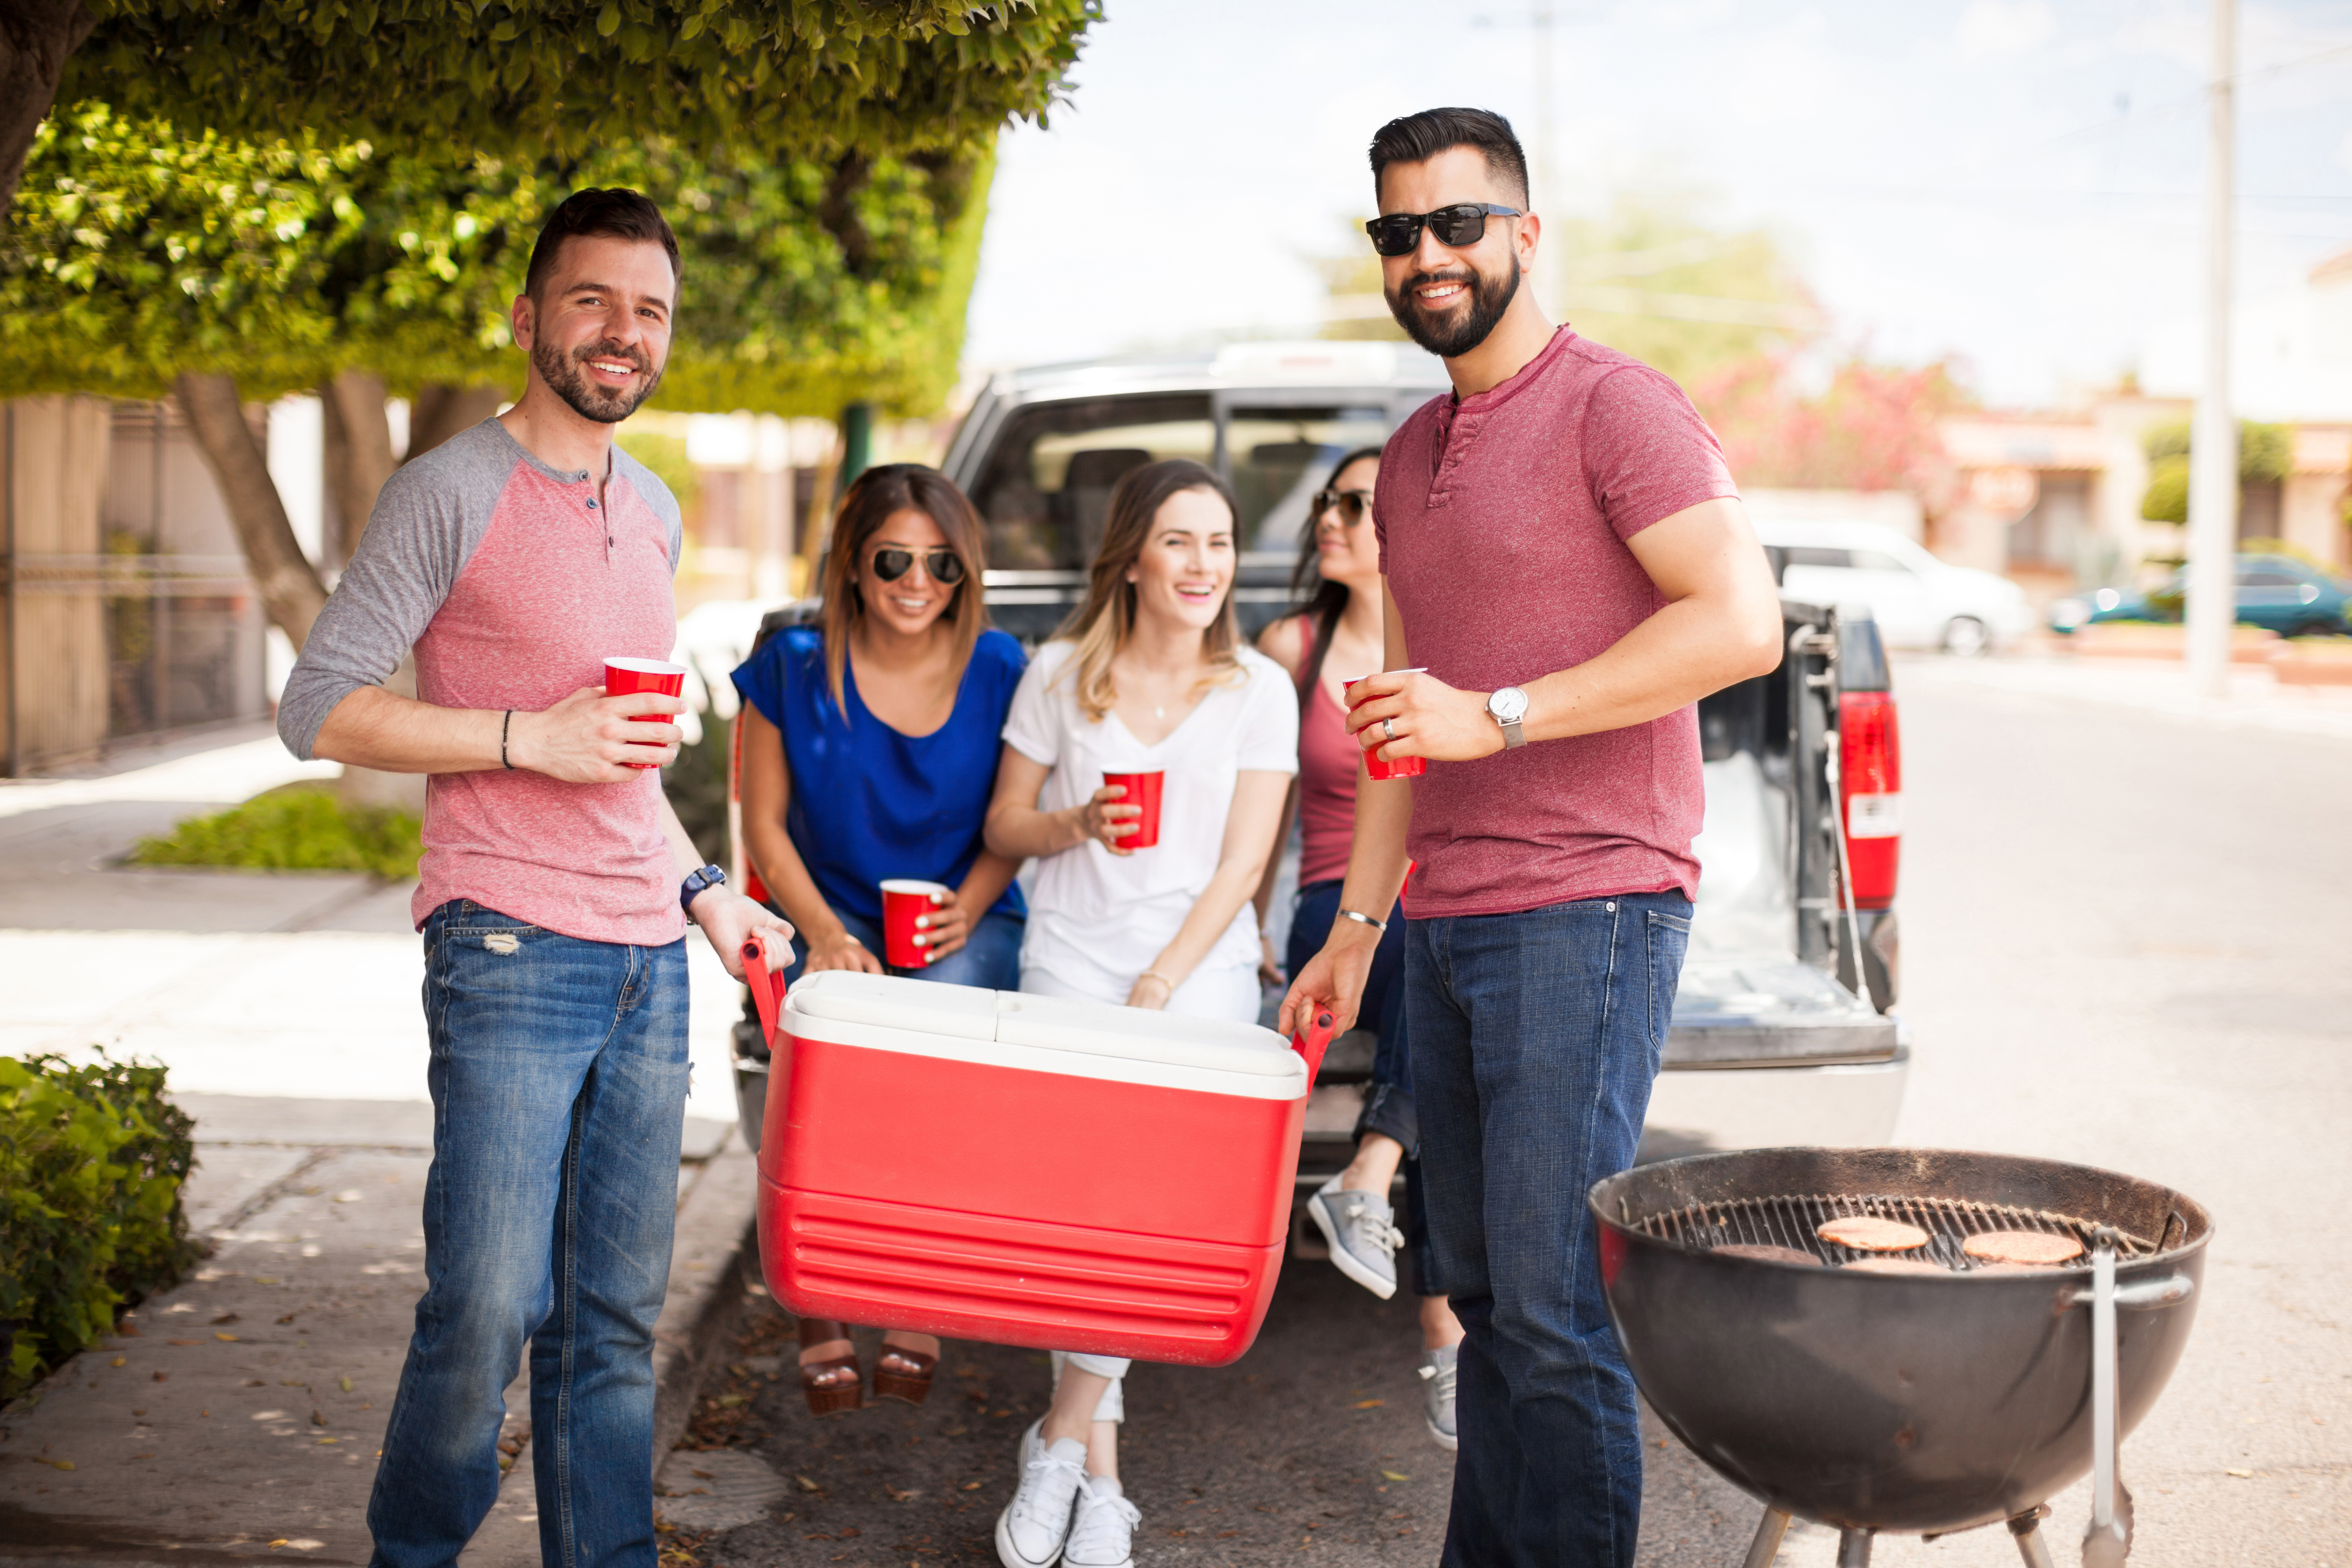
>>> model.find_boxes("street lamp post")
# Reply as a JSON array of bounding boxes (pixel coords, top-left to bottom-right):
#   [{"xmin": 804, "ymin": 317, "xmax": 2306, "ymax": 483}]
[{"xmin": 2184, "ymin": 0, "xmax": 2238, "ymax": 700}]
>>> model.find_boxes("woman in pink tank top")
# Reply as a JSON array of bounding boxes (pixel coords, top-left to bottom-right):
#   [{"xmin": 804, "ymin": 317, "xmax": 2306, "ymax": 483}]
[{"xmin": 1253, "ymin": 447, "xmax": 1466, "ymax": 1449}]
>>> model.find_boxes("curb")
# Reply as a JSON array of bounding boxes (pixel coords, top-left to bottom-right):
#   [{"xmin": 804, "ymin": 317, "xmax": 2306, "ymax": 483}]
[{"xmin": 458, "ymin": 1147, "xmax": 759, "ymax": 1568}]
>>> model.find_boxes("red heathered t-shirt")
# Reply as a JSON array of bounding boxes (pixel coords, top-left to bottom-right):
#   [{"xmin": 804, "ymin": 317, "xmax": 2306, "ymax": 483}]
[{"xmin": 1372, "ymin": 327, "xmax": 1739, "ymax": 918}]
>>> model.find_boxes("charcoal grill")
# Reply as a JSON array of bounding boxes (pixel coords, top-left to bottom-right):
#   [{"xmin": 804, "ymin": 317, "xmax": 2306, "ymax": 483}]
[{"xmin": 1590, "ymin": 1148, "xmax": 2210, "ymax": 1566}]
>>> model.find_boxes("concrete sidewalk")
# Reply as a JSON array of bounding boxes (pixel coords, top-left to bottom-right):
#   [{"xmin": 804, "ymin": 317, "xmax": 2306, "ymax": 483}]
[
  {"xmin": 0, "ymin": 1095, "xmax": 755, "ymax": 1567},
  {"xmin": 1900, "ymin": 648, "xmax": 2352, "ymax": 743},
  {"xmin": 0, "ymin": 770, "xmax": 763, "ymax": 1565}
]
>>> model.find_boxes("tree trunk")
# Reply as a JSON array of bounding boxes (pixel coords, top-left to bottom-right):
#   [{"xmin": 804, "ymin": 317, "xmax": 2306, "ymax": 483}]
[
  {"xmin": 175, "ymin": 372, "xmax": 329, "ymax": 652},
  {"xmin": 407, "ymin": 383, "xmax": 506, "ymax": 463},
  {"xmin": 319, "ymin": 369, "xmax": 396, "ymax": 565},
  {"xmin": 0, "ymin": 0, "xmax": 93, "ymax": 211}
]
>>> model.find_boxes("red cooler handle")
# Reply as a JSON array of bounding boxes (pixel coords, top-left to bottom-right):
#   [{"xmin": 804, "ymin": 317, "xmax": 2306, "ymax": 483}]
[
  {"xmin": 1292, "ymin": 1010, "xmax": 1337, "ymax": 1083},
  {"xmin": 741, "ymin": 933, "xmax": 787, "ymax": 1048}
]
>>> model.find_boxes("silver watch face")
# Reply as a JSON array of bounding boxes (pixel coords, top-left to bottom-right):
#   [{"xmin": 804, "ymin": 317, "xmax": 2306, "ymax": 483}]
[{"xmin": 1489, "ymin": 686, "xmax": 1530, "ymax": 724}]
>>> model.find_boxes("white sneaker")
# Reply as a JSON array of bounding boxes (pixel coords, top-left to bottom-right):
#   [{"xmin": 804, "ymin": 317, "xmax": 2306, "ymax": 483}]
[
  {"xmin": 1306, "ymin": 1174, "xmax": 1404, "ymax": 1299},
  {"xmin": 996, "ymin": 1420, "xmax": 1088, "ymax": 1568},
  {"xmin": 1064, "ymin": 1473, "xmax": 1140, "ymax": 1568},
  {"xmin": 1418, "ymin": 1343, "xmax": 1460, "ymax": 1452}
]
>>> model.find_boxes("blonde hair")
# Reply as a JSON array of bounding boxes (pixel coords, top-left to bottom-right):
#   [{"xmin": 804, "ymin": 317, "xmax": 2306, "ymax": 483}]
[
  {"xmin": 1050, "ymin": 458, "xmax": 1246, "ymax": 723},
  {"xmin": 817, "ymin": 464, "xmax": 990, "ymax": 717}
]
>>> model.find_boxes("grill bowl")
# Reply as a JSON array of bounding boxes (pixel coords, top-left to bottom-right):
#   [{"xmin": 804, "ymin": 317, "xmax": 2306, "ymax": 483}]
[{"xmin": 1589, "ymin": 1148, "xmax": 2210, "ymax": 1535}]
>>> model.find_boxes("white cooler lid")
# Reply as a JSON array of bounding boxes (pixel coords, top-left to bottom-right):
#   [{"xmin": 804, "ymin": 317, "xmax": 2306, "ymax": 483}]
[{"xmin": 781, "ymin": 971, "xmax": 1307, "ymax": 1099}]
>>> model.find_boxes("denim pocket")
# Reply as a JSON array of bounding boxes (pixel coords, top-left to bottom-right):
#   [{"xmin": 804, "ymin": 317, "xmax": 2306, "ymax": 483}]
[{"xmin": 1643, "ymin": 908, "xmax": 1692, "ymax": 1065}]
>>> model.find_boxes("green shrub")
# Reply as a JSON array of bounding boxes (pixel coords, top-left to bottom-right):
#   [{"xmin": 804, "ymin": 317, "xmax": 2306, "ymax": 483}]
[
  {"xmin": 1, "ymin": 1053, "xmax": 199, "ymax": 1402},
  {"xmin": 129, "ymin": 784, "xmax": 421, "ymax": 881}
]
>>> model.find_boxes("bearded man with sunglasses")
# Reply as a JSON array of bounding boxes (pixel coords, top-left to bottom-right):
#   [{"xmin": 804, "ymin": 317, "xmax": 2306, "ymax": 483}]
[
  {"xmin": 1280, "ymin": 108, "xmax": 1782, "ymax": 1568},
  {"xmin": 280, "ymin": 188, "xmax": 792, "ymax": 1568}
]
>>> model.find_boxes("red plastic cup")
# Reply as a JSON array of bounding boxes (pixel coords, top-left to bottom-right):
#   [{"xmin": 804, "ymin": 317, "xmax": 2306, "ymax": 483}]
[
  {"xmin": 1100, "ymin": 771, "xmax": 1164, "ymax": 850},
  {"xmin": 1344, "ymin": 671, "xmax": 1429, "ymax": 780},
  {"xmin": 880, "ymin": 879, "xmax": 953, "ymax": 968},
  {"xmin": 604, "ymin": 657, "xmax": 688, "ymax": 769}
]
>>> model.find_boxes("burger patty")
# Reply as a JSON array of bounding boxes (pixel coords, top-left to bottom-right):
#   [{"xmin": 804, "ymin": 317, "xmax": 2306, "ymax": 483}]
[
  {"xmin": 1844, "ymin": 1256, "xmax": 1947, "ymax": 1276},
  {"xmin": 1817, "ymin": 1215, "xmax": 1931, "ymax": 1252},
  {"xmin": 1713, "ymin": 1243, "xmax": 1824, "ymax": 1267},
  {"xmin": 1961, "ymin": 1230, "xmax": 2086, "ymax": 1266}
]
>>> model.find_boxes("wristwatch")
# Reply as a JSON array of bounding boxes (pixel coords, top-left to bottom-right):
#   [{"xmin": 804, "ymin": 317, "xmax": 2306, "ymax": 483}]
[
  {"xmin": 1486, "ymin": 686, "xmax": 1530, "ymax": 749},
  {"xmin": 680, "ymin": 863, "xmax": 727, "ymax": 914}
]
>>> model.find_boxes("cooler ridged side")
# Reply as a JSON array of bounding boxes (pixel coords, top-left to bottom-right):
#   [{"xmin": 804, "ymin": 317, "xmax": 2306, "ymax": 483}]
[{"xmin": 759, "ymin": 1185, "xmax": 1284, "ymax": 1367}]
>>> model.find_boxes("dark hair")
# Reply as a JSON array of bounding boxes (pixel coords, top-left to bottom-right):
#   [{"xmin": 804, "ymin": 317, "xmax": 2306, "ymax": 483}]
[
  {"xmin": 525, "ymin": 187, "xmax": 681, "ymax": 302},
  {"xmin": 1053, "ymin": 458, "xmax": 1245, "ymax": 723},
  {"xmin": 1288, "ymin": 447, "xmax": 1385, "ymax": 707},
  {"xmin": 1368, "ymin": 108, "xmax": 1529, "ymax": 208},
  {"xmin": 818, "ymin": 464, "xmax": 992, "ymax": 715}
]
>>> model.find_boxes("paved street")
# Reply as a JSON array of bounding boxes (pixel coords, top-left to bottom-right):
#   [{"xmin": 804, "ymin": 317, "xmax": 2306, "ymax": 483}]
[
  {"xmin": 666, "ymin": 660, "xmax": 2351, "ymax": 1568},
  {"xmin": 4, "ymin": 657, "xmax": 2348, "ymax": 1565}
]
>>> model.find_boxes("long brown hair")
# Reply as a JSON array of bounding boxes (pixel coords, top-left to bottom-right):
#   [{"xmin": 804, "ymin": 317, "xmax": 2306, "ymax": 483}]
[
  {"xmin": 818, "ymin": 463, "xmax": 990, "ymax": 716},
  {"xmin": 1050, "ymin": 458, "xmax": 1245, "ymax": 723},
  {"xmin": 1287, "ymin": 445, "xmax": 1385, "ymax": 711}
]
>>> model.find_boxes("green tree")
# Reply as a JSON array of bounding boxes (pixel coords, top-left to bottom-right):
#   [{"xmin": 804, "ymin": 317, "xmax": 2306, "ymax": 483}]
[
  {"xmin": 3, "ymin": 0, "xmax": 1095, "ymax": 210},
  {"xmin": 2138, "ymin": 419, "xmax": 2294, "ymax": 524},
  {"xmin": 3, "ymin": 103, "xmax": 1011, "ymax": 647}
]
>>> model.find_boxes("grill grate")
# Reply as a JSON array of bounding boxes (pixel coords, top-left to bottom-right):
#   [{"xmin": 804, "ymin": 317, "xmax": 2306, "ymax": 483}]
[{"xmin": 1632, "ymin": 1192, "xmax": 2158, "ymax": 1272}]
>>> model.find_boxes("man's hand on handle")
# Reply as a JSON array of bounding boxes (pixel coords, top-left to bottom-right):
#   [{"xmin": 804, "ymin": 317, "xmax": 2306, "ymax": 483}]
[
  {"xmin": 689, "ymin": 888, "xmax": 794, "ymax": 981},
  {"xmin": 508, "ymin": 685, "xmax": 688, "ymax": 782},
  {"xmin": 1276, "ymin": 918, "xmax": 1383, "ymax": 1039}
]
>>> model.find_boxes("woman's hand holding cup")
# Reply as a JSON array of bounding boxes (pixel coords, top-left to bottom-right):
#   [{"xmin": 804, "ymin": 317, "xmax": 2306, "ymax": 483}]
[
  {"xmin": 1072, "ymin": 785, "xmax": 1141, "ymax": 856},
  {"xmin": 911, "ymin": 891, "xmax": 972, "ymax": 961}
]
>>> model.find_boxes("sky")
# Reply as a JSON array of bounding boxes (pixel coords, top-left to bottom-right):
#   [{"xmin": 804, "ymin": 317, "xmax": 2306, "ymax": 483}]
[{"xmin": 962, "ymin": 0, "xmax": 2352, "ymax": 412}]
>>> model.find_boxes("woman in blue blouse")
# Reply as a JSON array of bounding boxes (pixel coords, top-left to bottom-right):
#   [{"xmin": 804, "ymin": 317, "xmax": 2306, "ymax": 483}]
[{"xmin": 732, "ymin": 463, "xmax": 1026, "ymax": 1417}]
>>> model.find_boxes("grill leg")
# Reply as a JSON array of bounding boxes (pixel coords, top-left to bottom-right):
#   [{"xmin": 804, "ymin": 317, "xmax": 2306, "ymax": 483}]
[
  {"xmin": 2008, "ymin": 1508, "xmax": 2058, "ymax": 1568},
  {"xmin": 1836, "ymin": 1528, "xmax": 1873, "ymax": 1568},
  {"xmin": 1741, "ymin": 1508, "xmax": 1791, "ymax": 1568}
]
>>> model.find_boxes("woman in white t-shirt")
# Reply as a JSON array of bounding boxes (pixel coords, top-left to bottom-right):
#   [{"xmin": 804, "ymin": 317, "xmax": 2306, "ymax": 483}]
[{"xmin": 980, "ymin": 458, "xmax": 1296, "ymax": 1568}]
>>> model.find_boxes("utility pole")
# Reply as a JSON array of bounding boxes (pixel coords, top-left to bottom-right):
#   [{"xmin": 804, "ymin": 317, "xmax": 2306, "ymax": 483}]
[{"xmin": 2185, "ymin": 0, "xmax": 2238, "ymax": 700}]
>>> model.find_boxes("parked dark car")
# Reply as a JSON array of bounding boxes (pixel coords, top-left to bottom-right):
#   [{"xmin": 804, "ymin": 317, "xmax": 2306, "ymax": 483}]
[{"xmin": 2051, "ymin": 553, "xmax": 2350, "ymax": 638}]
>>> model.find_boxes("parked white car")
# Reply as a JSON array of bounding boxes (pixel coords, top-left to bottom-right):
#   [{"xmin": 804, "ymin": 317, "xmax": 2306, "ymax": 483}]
[{"xmin": 1752, "ymin": 521, "xmax": 2032, "ymax": 656}]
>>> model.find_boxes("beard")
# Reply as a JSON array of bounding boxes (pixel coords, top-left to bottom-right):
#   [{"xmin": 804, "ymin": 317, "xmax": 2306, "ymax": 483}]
[
  {"xmin": 532, "ymin": 334, "xmax": 665, "ymax": 425},
  {"xmin": 1384, "ymin": 256, "xmax": 1520, "ymax": 359}
]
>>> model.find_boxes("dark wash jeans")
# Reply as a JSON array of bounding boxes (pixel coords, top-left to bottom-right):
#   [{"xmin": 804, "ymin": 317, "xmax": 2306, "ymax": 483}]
[
  {"xmin": 369, "ymin": 902, "xmax": 691, "ymax": 1568},
  {"xmin": 1407, "ymin": 892, "xmax": 1691, "ymax": 1568}
]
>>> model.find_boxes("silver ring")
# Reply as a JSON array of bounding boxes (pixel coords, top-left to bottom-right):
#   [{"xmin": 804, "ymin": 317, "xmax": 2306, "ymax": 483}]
[{"xmin": 1383, "ymin": 717, "xmax": 1396, "ymax": 740}]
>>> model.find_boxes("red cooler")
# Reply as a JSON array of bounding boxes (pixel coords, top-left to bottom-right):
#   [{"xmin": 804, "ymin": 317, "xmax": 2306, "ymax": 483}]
[{"xmin": 746, "ymin": 961, "xmax": 1332, "ymax": 1367}]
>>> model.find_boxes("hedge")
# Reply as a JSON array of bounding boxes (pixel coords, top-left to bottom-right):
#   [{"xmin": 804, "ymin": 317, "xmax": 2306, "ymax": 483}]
[
  {"xmin": 0, "ymin": 1054, "xmax": 199, "ymax": 1402},
  {"xmin": 129, "ymin": 784, "xmax": 421, "ymax": 882}
]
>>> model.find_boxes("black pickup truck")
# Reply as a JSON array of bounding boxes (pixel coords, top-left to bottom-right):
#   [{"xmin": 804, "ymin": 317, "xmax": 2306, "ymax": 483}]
[{"xmin": 726, "ymin": 344, "xmax": 1908, "ymax": 1166}]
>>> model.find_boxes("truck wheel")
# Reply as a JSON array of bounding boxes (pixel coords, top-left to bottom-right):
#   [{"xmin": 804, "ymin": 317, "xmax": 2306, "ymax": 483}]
[{"xmin": 1942, "ymin": 616, "xmax": 1989, "ymax": 657}]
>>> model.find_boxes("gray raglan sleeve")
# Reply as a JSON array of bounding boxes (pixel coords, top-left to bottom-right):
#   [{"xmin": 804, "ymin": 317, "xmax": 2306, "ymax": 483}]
[
  {"xmin": 276, "ymin": 454, "xmax": 482, "ymax": 760},
  {"xmin": 612, "ymin": 446, "xmax": 684, "ymax": 576}
]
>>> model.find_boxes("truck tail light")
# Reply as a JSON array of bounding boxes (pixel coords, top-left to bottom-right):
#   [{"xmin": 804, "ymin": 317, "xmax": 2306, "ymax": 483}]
[{"xmin": 1839, "ymin": 690, "xmax": 1901, "ymax": 909}]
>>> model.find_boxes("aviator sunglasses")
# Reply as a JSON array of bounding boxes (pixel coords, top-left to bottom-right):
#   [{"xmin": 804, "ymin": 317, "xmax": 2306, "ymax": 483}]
[
  {"xmin": 1313, "ymin": 487, "xmax": 1374, "ymax": 526},
  {"xmin": 1365, "ymin": 202, "xmax": 1522, "ymax": 258},
  {"xmin": 868, "ymin": 545, "xmax": 967, "ymax": 586}
]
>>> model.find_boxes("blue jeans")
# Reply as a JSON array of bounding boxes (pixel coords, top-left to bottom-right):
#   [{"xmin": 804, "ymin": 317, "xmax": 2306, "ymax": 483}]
[
  {"xmin": 1288, "ymin": 880, "xmax": 1434, "ymax": 1292},
  {"xmin": 369, "ymin": 902, "xmax": 691, "ymax": 1568},
  {"xmin": 1408, "ymin": 892, "xmax": 1691, "ymax": 1568},
  {"xmin": 776, "ymin": 906, "xmax": 1024, "ymax": 990}
]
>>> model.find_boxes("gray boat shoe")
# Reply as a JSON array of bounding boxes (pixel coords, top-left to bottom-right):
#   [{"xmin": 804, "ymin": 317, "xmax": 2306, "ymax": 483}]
[
  {"xmin": 1305, "ymin": 1173, "xmax": 1404, "ymax": 1300},
  {"xmin": 1418, "ymin": 1342, "xmax": 1460, "ymax": 1452}
]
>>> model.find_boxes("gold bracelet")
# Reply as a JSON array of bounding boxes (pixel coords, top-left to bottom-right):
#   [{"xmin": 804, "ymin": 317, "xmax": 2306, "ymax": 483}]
[{"xmin": 1137, "ymin": 969, "xmax": 1175, "ymax": 991}]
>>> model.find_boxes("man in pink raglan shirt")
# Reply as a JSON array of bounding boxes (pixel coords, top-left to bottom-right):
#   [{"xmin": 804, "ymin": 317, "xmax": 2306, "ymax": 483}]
[
  {"xmin": 278, "ymin": 189, "xmax": 791, "ymax": 1568},
  {"xmin": 1281, "ymin": 112, "xmax": 1784, "ymax": 1567}
]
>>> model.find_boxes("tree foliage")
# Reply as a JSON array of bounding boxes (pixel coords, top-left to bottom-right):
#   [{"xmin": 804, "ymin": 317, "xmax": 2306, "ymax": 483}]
[
  {"xmin": 71, "ymin": 0, "xmax": 1095, "ymax": 169},
  {"xmin": 2138, "ymin": 419, "xmax": 2294, "ymax": 524},
  {"xmin": 3, "ymin": 101, "xmax": 998, "ymax": 416},
  {"xmin": 1694, "ymin": 355, "xmax": 1973, "ymax": 504}
]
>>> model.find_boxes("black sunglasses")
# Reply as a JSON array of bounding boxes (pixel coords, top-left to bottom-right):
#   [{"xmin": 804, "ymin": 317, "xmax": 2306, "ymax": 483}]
[
  {"xmin": 869, "ymin": 546, "xmax": 967, "ymax": 586},
  {"xmin": 1312, "ymin": 488, "xmax": 1374, "ymax": 526},
  {"xmin": 1365, "ymin": 203, "xmax": 1522, "ymax": 258}
]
